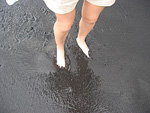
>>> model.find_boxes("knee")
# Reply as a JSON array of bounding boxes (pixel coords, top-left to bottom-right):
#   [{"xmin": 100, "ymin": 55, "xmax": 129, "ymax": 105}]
[
  {"xmin": 54, "ymin": 21, "xmax": 73, "ymax": 32},
  {"xmin": 82, "ymin": 16, "xmax": 97, "ymax": 24}
]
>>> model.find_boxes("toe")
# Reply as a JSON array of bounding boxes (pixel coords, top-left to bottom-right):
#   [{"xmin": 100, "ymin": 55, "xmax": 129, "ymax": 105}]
[{"xmin": 57, "ymin": 61, "xmax": 65, "ymax": 68}]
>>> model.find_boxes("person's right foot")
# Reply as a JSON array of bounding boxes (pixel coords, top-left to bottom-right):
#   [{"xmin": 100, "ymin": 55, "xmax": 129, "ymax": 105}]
[{"xmin": 56, "ymin": 46, "xmax": 65, "ymax": 68}]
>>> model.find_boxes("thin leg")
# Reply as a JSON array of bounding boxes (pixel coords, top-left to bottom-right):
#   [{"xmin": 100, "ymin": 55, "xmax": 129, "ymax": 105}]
[
  {"xmin": 53, "ymin": 9, "xmax": 75, "ymax": 67},
  {"xmin": 77, "ymin": 0, "xmax": 104, "ymax": 57}
]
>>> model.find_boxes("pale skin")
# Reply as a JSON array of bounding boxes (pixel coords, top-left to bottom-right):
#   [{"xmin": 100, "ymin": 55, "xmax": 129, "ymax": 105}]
[{"xmin": 53, "ymin": 0, "xmax": 104, "ymax": 67}]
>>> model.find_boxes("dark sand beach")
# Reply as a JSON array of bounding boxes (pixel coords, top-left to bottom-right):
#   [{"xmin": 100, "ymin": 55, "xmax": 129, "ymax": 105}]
[{"xmin": 0, "ymin": 0, "xmax": 150, "ymax": 112}]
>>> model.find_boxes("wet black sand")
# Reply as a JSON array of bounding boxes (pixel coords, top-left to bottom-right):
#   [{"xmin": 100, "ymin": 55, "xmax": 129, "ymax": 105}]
[{"xmin": 0, "ymin": 0, "xmax": 150, "ymax": 113}]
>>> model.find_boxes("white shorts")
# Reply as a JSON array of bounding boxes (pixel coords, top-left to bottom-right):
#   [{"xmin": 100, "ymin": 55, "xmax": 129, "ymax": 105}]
[{"xmin": 43, "ymin": 0, "xmax": 116, "ymax": 14}]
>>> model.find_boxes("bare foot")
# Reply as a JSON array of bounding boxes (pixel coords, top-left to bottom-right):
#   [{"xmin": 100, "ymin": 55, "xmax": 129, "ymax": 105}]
[
  {"xmin": 6, "ymin": 0, "xmax": 18, "ymax": 5},
  {"xmin": 56, "ymin": 46, "xmax": 65, "ymax": 68},
  {"xmin": 76, "ymin": 37, "xmax": 90, "ymax": 58}
]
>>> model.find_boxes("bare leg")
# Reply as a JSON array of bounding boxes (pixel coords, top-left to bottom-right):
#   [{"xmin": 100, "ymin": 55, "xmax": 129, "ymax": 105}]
[
  {"xmin": 53, "ymin": 9, "xmax": 75, "ymax": 67},
  {"xmin": 77, "ymin": 0, "xmax": 104, "ymax": 57}
]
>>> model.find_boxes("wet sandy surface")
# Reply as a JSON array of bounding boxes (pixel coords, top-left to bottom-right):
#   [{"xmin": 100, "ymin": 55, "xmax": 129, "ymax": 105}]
[{"xmin": 0, "ymin": 0, "xmax": 150, "ymax": 113}]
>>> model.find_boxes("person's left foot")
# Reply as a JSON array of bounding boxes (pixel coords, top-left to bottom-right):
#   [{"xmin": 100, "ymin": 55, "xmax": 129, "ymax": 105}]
[
  {"xmin": 76, "ymin": 37, "xmax": 90, "ymax": 58},
  {"xmin": 6, "ymin": 0, "xmax": 18, "ymax": 5}
]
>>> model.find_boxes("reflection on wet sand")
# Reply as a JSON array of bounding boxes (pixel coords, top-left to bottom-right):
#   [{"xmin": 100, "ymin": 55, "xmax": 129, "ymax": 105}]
[{"xmin": 43, "ymin": 46, "xmax": 109, "ymax": 113}]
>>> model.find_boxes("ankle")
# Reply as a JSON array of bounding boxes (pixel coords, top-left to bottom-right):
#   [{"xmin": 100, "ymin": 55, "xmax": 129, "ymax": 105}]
[
  {"xmin": 57, "ymin": 45, "xmax": 64, "ymax": 51},
  {"xmin": 57, "ymin": 44, "xmax": 64, "ymax": 48},
  {"xmin": 77, "ymin": 37, "xmax": 85, "ymax": 42},
  {"xmin": 77, "ymin": 37, "xmax": 86, "ymax": 44}
]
